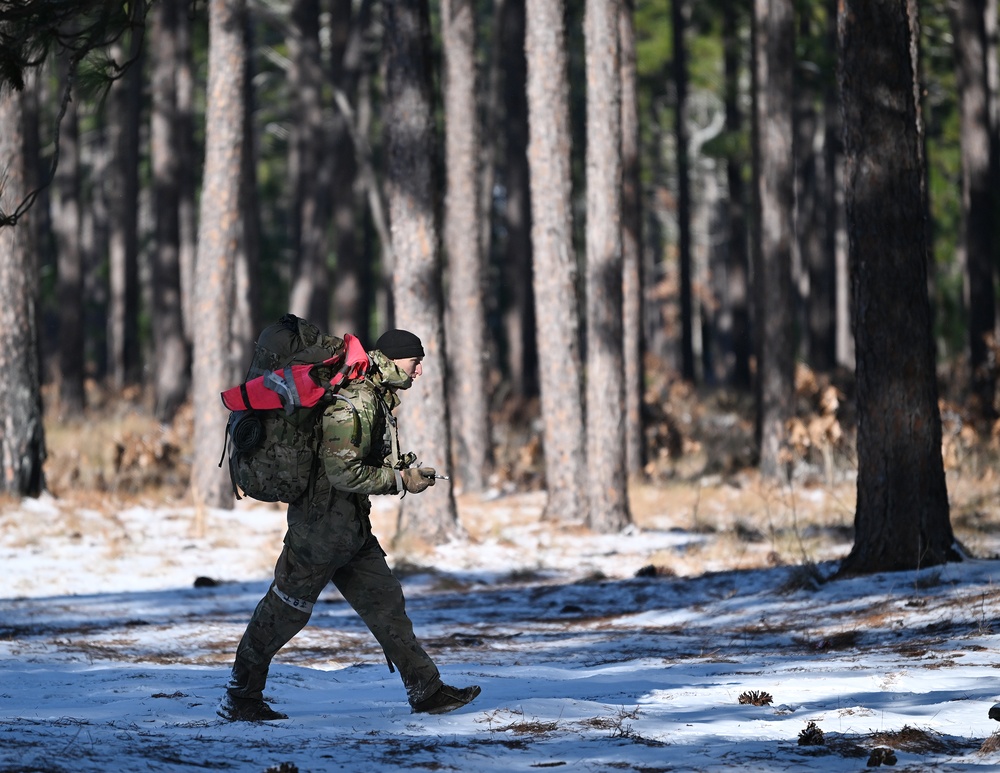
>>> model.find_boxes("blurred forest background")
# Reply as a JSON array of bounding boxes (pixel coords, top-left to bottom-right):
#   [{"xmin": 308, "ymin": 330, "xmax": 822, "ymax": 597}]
[{"xmin": 1, "ymin": 0, "xmax": 999, "ymax": 566}]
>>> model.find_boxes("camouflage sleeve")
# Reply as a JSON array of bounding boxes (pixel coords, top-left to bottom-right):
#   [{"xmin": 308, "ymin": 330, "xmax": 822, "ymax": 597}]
[{"xmin": 318, "ymin": 390, "xmax": 400, "ymax": 495}]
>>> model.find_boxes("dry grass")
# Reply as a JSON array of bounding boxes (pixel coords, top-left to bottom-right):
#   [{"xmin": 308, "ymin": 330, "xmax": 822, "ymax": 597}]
[{"xmin": 31, "ymin": 380, "xmax": 1000, "ymax": 579}]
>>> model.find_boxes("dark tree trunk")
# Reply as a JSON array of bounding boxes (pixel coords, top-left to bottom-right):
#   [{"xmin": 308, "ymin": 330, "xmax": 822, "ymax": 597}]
[
  {"xmin": 53, "ymin": 52, "xmax": 86, "ymax": 415},
  {"xmin": 673, "ymin": 0, "xmax": 694, "ymax": 382},
  {"xmin": 151, "ymin": 0, "xmax": 192, "ymax": 423},
  {"xmin": 837, "ymin": 0, "xmax": 960, "ymax": 574},
  {"xmin": 500, "ymin": 0, "xmax": 537, "ymax": 398},
  {"xmin": 951, "ymin": 0, "xmax": 997, "ymax": 420},
  {"xmin": 724, "ymin": 0, "xmax": 751, "ymax": 390},
  {"xmin": 620, "ymin": 0, "xmax": 644, "ymax": 476},
  {"xmin": 288, "ymin": 0, "xmax": 331, "ymax": 327},
  {"xmin": 106, "ymin": 22, "xmax": 144, "ymax": 389},
  {"xmin": 329, "ymin": 0, "xmax": 372, "ymax": 340}
]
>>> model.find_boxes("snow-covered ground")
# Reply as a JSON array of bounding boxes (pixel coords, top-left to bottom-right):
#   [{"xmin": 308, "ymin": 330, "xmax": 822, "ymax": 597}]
[{"xmin": 3, "ymin": 488, "xmax": 1000, "ymax": 772}]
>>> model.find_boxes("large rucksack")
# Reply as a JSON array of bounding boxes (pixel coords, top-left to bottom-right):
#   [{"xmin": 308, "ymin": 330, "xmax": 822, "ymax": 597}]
[{"xmin": 218, "ymin": 314, "xmax": 369, "ymax": 503}]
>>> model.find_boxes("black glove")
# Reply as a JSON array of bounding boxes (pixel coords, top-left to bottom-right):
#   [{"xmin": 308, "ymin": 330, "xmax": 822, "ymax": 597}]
[{"xmin": 401, "ymin": 467, "xmax": 436, "ymax": 493}]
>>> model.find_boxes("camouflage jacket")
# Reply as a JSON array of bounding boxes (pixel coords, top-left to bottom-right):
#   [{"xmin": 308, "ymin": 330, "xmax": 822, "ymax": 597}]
[{"xmin": 317, "ymin": 349, "xmax": 412, "ymax": 500}]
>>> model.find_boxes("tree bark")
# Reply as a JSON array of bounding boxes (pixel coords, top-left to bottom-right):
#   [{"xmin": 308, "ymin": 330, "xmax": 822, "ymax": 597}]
[
  {"xmin": 951, "ymin": 0, "xmax": 997, "ymax": 420},
  {"xmin": 584, "ymin": 0, "xmax": 630, "ymax": 531},
  {"xmin": 106, "ymin": 22, "xmax": 144, "ymax": 390},
  {"xmin": 151, "ymin": 0, "xmax": 192, "ymax": 423},
  {"xmin": 191, "ymin": 0, "xmax": 248, "ymax": 510},
  {"xmin": 53, "ymin": 51, "xmax": 86, "ymax": 415},
  {"xmin": 0, "ymin": 86, "xmax": 46, "ymax": 497},
  {"xmin": 287, "ymin": 0, "xmax": 331, "ymax": 327},
  {"xmin": 525, "ymin": 0, "xmax": 586, "ymax": 522},
  {"xmin": 443, "ymin": 0, "xmax": 491, "ymax": 493},
  {"xmin": 754, "ymin": 0, "xmax": 795, "ymax": 480},
  {"xmin": 620, "ymin": 0, "xmax": 644, "ymax": 477},
  {"xmin": 384, "ymin": 0, "xmax": 462, "ymax": 544},
  {"xmin": 838, "ymin": 0, "xmax": 960, "ymax": 574},
  {"xmin": 673, "ymin": 0, "xmax": 694, "ymax": 382},
  {"xmin": 724, "ymin": 1, "xmax": 751, "ymax": 390}
]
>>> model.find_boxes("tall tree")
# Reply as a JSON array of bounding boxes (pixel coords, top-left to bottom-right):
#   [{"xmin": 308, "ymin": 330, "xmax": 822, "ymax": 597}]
[
  {"xmin": 0, "ymin": 84, "xmax": 46, "ymax": 496},
  {"xmin": 620, "ymin": 0, "xmax": 644, "ymax": 477},
  {"xmin": 150, "ymin": 0, "xmax": 192, "ymax": 423},
  {"xmin": 287, "ymin": 0, "xmax": 331, "ymax": 327},
  {"xmin": 442, "ymin": 0, "xmax": 491, "ymax": 493},
  {"xmin": 951, "ymin": 0, "xmax": 997, "ymax": 420},
  {"xmin": 673, "ymin": 0, "xmax": 695, "ymax": 382},
  {"xmin": 837, "ymin": 0, "xmax": 960, "ymax": 574},
  {"xmin": 584, "ymin": 0, "xmax": 630, "ymax": 531},
  {"xmin": 754, "ymin": 0, "xmax": 795, "ymax": 479},
  {"xmin": 723, "ymin": 0, "xmax": 751, "ymax": 390},
  {"xmin": 191, "ymin": 0, "xmax": 247, "ymax": 510},
  {"xmin": 499, "ymin": 0, "xmax": 537, "ymax": 398},
  {"xmin": 525, "ymin": 0, "xmax": 586, "ymax": 522},
  {"xmin": 53, "ymin": 51, "xmax": 85, "ymax": 415},
  {"xmin": 329, "ymin": 0, "xmax": 373, "ymax": 340},
  {"xmin": 105, "ymin": 11, "xmax": 145, "ymax": 390},
  {"xmin": 384, "ymin": 0, "xmax": 462, "ymax": 544}
]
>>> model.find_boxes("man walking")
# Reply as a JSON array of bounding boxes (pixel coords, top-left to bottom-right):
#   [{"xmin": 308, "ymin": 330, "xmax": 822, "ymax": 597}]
[{"xmin": 220, "ymin": 329, "xmax": 481, "ymax": 721}]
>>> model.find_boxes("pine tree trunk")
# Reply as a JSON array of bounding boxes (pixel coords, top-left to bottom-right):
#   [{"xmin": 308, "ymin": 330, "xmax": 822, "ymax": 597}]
[
  {"xmin": 673, "ymin": 0, "xmax": 695, "ymax": 382},
  {"xmin": 500, "ymin": 0, "xmax": 537, "ymax": 398},
  {"xmin": 620, "ymin": 0, "xmax": 644, "ymax": 477},
  {"xmin": 329, "ymin": 0, "xmax": 372, "ymax": 340},
  {"xmin": 384, "ymin": 0, "xmax": 462, "ymax": 545},
  {"xmin": 837, "ymin": 0, "xmax": 960, "ymax": 574},
  {"xmin": 754, "ymin": 0, "xmax": 795, "ymax": 480},
  {"xmin": 191, "ymin": 0, "xmax": 247, "ymax": 510},
  {"xmin": 525, "ymin": 0, "xmax": 586, "ymax": 522},
  {"xmin": 151, "ymin": 0, "xmax": 192, "ymax": 424},
  {"xmin": 584, "ymin": 0, "xmax": 630, "ymax": 532},
  {"xmin": 0, "ymin": 87, "xmax": 46, "ymax": 497},
  {"xmin": 288, "ymin": 0, "xmax": 331, "ymax": 327},
  {"xmin": 951, "ymin": 0, "xmax": 997, "ymax": 420},
  {"xmin": 443, "ymin": 0, "xmax": 491, "ymax": 493},
  {"xmin": 106, "ymin": 26, "xmax": 144, "ymax": 390},
  {"xmin": 53, "ymin": 52, "xmax": 86, "ymax": 415}
]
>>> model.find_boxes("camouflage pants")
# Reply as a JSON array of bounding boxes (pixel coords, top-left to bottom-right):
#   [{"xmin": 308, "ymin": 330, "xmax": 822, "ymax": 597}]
[{"xmin": 227, "ymin": 497, "xmax": 442, "ymax": 704}]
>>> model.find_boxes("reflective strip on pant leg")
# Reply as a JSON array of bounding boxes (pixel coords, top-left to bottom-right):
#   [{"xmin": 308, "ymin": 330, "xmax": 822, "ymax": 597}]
[{"xmin": 270, "ymin": 585, "xmax": 314, "ymax": 614}]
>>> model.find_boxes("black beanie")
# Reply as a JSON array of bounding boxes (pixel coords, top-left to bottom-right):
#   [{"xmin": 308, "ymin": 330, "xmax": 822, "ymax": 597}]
[{"xmin": 376, "ymin": 329, "xmax": 425, "ymax": 359}]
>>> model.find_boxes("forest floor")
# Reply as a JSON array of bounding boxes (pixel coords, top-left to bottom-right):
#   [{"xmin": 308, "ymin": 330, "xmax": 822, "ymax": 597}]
[{"xmin": 6, "ymin": 376, "xmax": 1000, "ymax": 771}]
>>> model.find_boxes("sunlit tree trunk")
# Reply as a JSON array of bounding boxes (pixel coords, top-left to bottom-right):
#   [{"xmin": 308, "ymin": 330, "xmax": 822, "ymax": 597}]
[
  {"xmin": 384, "ymin": 0, "xmax": 462, "ymax": 545},
  {"xmin": 192, "ymin": 0, "xmax": 247, "ymax": 510},
  {"xmin": 525, "ymin": 0, "xmax": 586, "ymax": 522},
  {"xmin": 0, "ymin": 86, "xmax": 46, "ymax": 497},
  {"xmin": 754, "ymin": 0, "xmax": 795, "ymax": 480},
  {"xmin": 584, "ymin": 0, "xmax": 630, "ymax": 531},
  {"xmin": 443, "ymin": 0, "xmax": 491, "ymax": 493}
]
